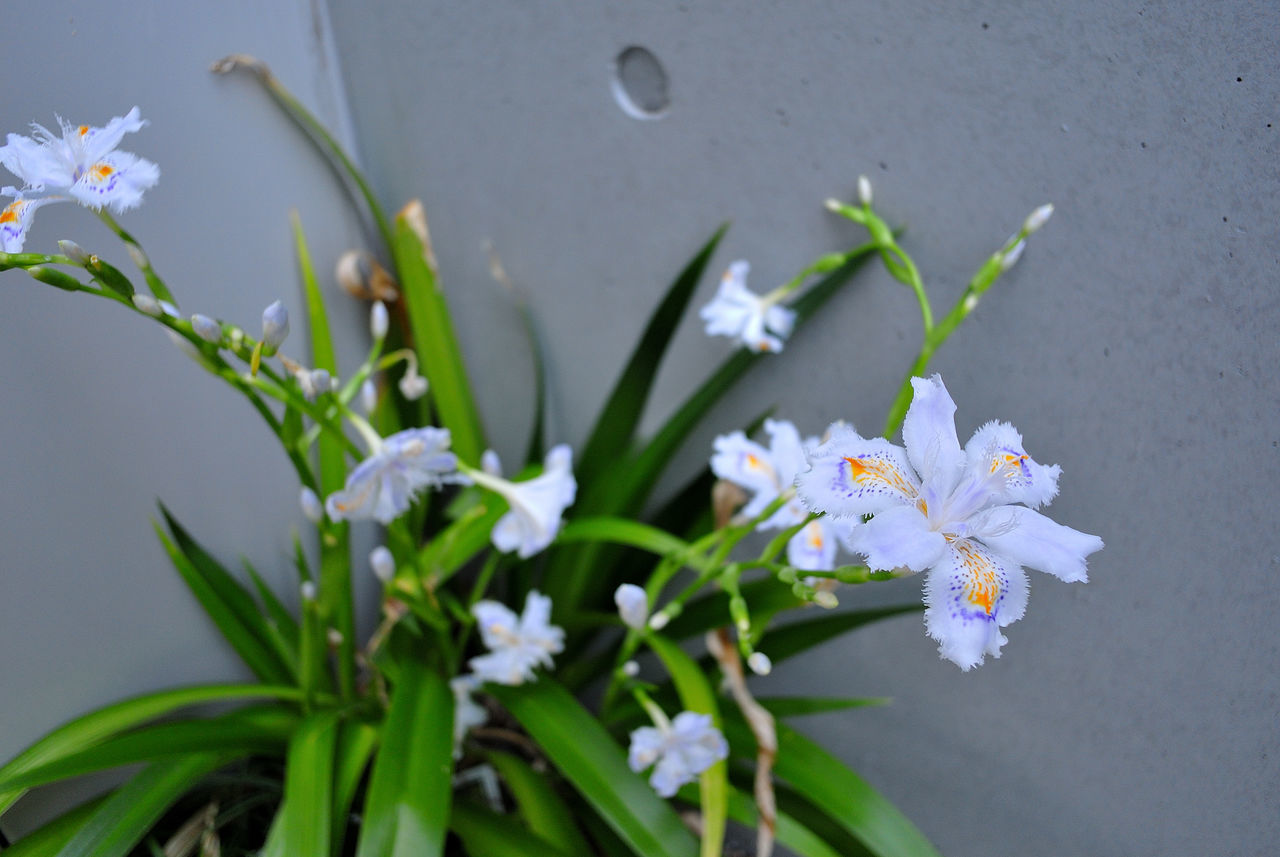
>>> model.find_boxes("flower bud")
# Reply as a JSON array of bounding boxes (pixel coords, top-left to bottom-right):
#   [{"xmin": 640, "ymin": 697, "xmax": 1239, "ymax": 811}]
[
  {"xmin": 614, "ymin": 583, "xmax": 649, "ymax": 630},
  {"xmin": 370, "ymin": 301, "xmax": 389, "ymax": 339},
  {"xmin": 132, "ymin": 293, "xmax": 162, "ymax": 317},
  {"xmin": 813, "ymin": 590, "xmax": 839, "ymax": 609},
  {"xmin": 370, "ymin": 545, "xmax": 396, "ymax": 582},
  {"xmin": 327, "ymin": 628, "xmax": 344, "ymax": 647},
  {"xmin": 159, "ymin": 300, "xmax": 180, "ymax": 318},
  {"xmin": 191, "ymin": 314, "xmax": 222, "ymax": 344},
  {"xmin": 57, "ymin": 240, "xmax": 91, "ymax": 265},
  {"xmin": 261, "ymin": 300, "xmax": 289, "ymax": 349},
  {"xmin": 747, "ymin": 652, "xmax": 772, "ymax": 676},
  {"xmin": 299, "ymin": 487, "xmax": 323, "ymax": 522},
  {"xmin": 622, "ymin": 660, "xmax": 641, "ymax": 677},
  {"xmin": 648, "ymin": 611, "xmax": 670, "ymax": 631},
  {"xmin": 1023, "ymin": 203, "xmax": 1054, "ymax": 234},
  {"xmin": 857, "ymin": 175, "xmax": 873, "ymax": 206},
  {"xmin": 480, "ymin": 449, "xmax": 503, "ymax": 477},
  {"xmin": 300, "ymin": 581, "xmax": 317, "ymax": 601},
  {"xmin": 360, "ymin": 378, "xmax": 377, "ymax": 412},
  {"xmin": 399, "ymin": 371, "xmax": 429, "ymax": 401},
  {"xmin": 999, "ymin": 237, "xmax": 1026, "ymax": 271},
  {"xmin": 310, "ymin": 368, "xmax": 332, "ymax": 395}
]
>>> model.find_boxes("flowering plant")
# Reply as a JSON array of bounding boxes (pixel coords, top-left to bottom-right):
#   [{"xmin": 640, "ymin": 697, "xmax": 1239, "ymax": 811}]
[{"xmin": 0, "ymin": 58, "xmax": 1100, "ymax": 857}]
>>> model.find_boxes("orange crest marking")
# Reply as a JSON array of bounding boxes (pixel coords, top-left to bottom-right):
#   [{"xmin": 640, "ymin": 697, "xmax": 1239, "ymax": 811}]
[
  {"xmin": 955, "ymin": 541, "xmax": 999, "ymax": 615},
  {"xmin": 89, "ymin": 163, "xmax": 115, "ymax": 181},
  {"xmin": 842, "ymin": 455, "xmax": 914, "ymax": 496}
]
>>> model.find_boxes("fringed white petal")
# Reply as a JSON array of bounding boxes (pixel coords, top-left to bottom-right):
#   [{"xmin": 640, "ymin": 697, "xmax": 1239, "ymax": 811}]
[
  {"xmin": 964, "ymin": 420, "xmax": 1061, "ymax": 509},
  {"xmin": 795, "ymin": 432, "xmax": 919, "ymax": 519},
  {"xmin": 847, "ymin": 504, "xmax": 947, "ymax": 572},
  {"xmin": 786, "ymin": 519, "xmax": 839, "ymax": 571},
  {"xmin": 923, "ymin": 541, "xmax": 1028, "ymax": 670},
  {"xmin": 975, "ymin": 505, "xmax": 1103, "ymax": 583},
  {"xmin": 902, "ymin": 375, "xmax": 965, "ymax": 495}
]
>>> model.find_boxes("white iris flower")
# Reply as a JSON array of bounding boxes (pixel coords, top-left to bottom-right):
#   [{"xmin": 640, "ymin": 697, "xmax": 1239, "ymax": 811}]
[
  {"xmin": 325, "ymin": 426, "xmax": 457, "ymax": 524},
  {"xmin": 628, "ymin": 711, "xmax": 729, "ymax": 798},
  {"xmin": 796, "ymin": 375, "xmax": 1104, "ymax": 670},
  {"xmin": 469, "ymin": 591, "xmax": 565, "ymax": 685},
  {"xmin": 464, "ymin": 444, "xmax": 577, "ymax": 559},
  {"xmin": 699, "ymin": 260, "xmax": 796, "ymax": 353},
  {"xmin": 711, "ymin": 418, "xmax": 841, "ymax": 571}
]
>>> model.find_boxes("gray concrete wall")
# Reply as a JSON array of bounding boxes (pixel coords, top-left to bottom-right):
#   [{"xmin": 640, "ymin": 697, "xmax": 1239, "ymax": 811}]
[
  {"xmin": 323, "ymin": 2, "xmax": 1278, "ymax": 856},
  {"xmin": 1, "ymin": 1, "xmax": 1276, "ymax": 854}
]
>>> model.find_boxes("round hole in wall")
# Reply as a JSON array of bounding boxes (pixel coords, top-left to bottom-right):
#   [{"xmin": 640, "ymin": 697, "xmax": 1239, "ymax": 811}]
[{"xmin": 611, "ymin": 45, "xmax": 669, "ymax": 120}]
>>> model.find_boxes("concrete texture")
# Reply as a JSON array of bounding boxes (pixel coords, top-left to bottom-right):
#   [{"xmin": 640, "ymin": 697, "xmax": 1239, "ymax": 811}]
[
  {"xmin": 323, "ymin": 2, "xmax": 1278, "ymax": 855},
  {"xmin": 1, "ymin": 1, "xmax": 1276, "ymax": 854}
]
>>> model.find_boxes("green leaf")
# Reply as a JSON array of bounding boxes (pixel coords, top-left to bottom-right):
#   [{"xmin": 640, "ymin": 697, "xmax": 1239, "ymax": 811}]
[
  {"xmin": 757, "ymin": 695, "xmax": 890, "ymax": 718},
  {"xmin": 0, "ymin": 684, "xmax": 302, "ymax": 816},
  {"xmin": 577, "ymin": 224, "xmax": 727, "ymax": 488},
  {"xmin": 156, "ymin": 507, "xmax": 293, "ymax": 684},
  {"xmin": 332, "ymin": 721, "xmax": 378, "ymax": 849},
  {"xmin": 722, "ymin": 715, "xmax": 940, "ymax": 857},
  {"xmin": 647, "ymin": 635, "xmax": 728, "ymax": 857},
  {"xmin": 355, "ymin": 660, "xmax": 454, "ymax": 857},
  {"xmin": 0, "ymin": 796, "xmax": 106, "ymax": 856},
  {"xmin": 485, "ymin": 749, "xmax": 592, "ymax": 855},
  {"xmin": 762, "ymin": 604, "xmax": 921, "ymax": 666},
  {"xmin": 55, "ymin": 753, "xmax": 227, "ymax": 857},
  {"xmin": 276, "ymin": 712, "xmax": 339, "ymax": 857},
  {"xmin": 391, "ymin": 203, "xmax": 485, "ymax": 464},
  {"xmin": 556, "ymin": 517, "xmax": 693, "ymax": 561},
  {"xmin": 0, "ymin": 705, "xmax": 296, "ymax": 792},
  {"xmin": 450, "ymin": 800, "xmax": 574, "ymax": 857},
  {"xmin": 489, "ymin": 679, "xmax": 697, "ymax": 857},
  {"xmin": 242, "ymin": 557, "xmax": 301, "ymax": 660}
]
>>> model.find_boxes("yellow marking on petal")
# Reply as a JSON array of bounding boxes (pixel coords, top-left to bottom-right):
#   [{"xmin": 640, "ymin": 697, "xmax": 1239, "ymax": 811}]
[
  {"xmin": 916, "ymin": 497, "xmax": 929, "ymax": 516},
  {"xmin": 955, "ymin": 541, "xmax": 999, "ymax": 615},
  {"xmin": 989, "ymin": 452, "xmax": 1028, "ymax": 475},
  {"xmin": 89, "ymin": 163, "xmax": 114, "ymax": 181},
  {"xmin": 806, "ymin": 525, "xmax": 824, "ymax": 550},
  {"xmin": 0, "ymin": 201, "xmax": 24, "ymax": 223},
  {"xmin": 842, "ymin": 455, "xmax": 915, "ymax": 496},
  {"xmin": 746, "ymin": 453, "xmax": 762, "ymax": 469},
  {"xmin": 78, "ymin": 125, "xmax": 90, "ymax": 136}
]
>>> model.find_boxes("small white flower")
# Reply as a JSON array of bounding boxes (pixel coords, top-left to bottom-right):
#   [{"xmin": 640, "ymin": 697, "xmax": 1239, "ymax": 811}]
[
  {"xmin": 261, "ymin": 300, "xmax": 289, "ymax": 349},
  {"xmin": 299, "ymin": 486, "xmax": 323, "ymax": 522},
  {"xmin": 398, "ymin": 369, "xmax": 429, "ymax": 401},
  {"xmin": 300, "ymin": 581, "xmax": 317, "ymax": 601},
  {"xmin": 0, "ymin": 191, "xmax": 61, "ymax": 252},
  {"xmin": 699, "ymin": 260, "xmax": 796, "ymax": 353},
  {"xmin": 795, "ymin": 375, "xmax": 1103, "ymax": 670},
  {"xmin": 450, "ymin": 675, "xmax": 488, "ymax": 758},
  {"xmin": 466, "ymin": 444, "xmax": 577, "ymax": 559},
  {"xmin": 369, "ymin": 545, "xmax": 395, "ymax": 582},
  {"xmin": 370, "ymin": 301, "xmax": 389, "ymax": 339},
  {"xmin": 628, "ymin": 711, "xmax": 729, "ymax": 798},
  {"xmin": 469, "ymin": 590, "xmax": 565, "ymax": 685},
  {"xmin": 711, "ymin": 419, "xmax": 842, "ymax": 571},
  {"xmin": 190, "ymin": 314, "xmax": 222, "ymax": 344},
  {"xmin": 0, "ymin": 107, "xmax": 159, "ymax": 214},
  {"xmin": 614, "ymin": 583, "xmax": 649, "ymax": 630},
  {"xmin": 747, "ymin": 652, "xmax": 772, "ymax": 676},
  {"xmin": 325, "ymin": 426, "xmax": 458, "ymax": 524},
  {"xmin": 622, "ymin": 660, "xmax": 641, "ymax": 677}
]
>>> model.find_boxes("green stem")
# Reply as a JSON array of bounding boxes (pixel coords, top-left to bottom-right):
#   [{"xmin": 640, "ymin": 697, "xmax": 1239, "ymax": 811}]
[{"xmin": 96, "ymin": 210, "xmax": 175, "ymax": 303}]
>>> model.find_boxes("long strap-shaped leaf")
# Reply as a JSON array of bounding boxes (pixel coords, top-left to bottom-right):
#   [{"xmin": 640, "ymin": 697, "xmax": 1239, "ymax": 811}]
[
  {"xmin": 722, "ymin": 714, "xmax": 940, "ymax": 857},
  {"xmin": 485, "ymin": 749, "xmax": 592, "ymax": 855},
  {"xmin": 0, "ymin": 705, "xmax": 297, "ymax": 793},
  {"xmin": 648, "ymin": 635, "xmax": 728, "ymax": 857},
  {"xmin": 156, "ymin": 507, "xmax": 294, "ymax": 685},
  {"xmin": 274, "ymin": 712, "xmax": 339, "ymax": 857},
  {"xmin": 54, "ymin": 753, "xmax": 227, "ymax": 857},
  {"xmin": 293, "ymin": 212, "xmax": 357, "ymax": 700},
  {"xmin": 392, "ymin": 202, "xmax": 486, "ymax": 464},
  {"xmin": 576, "ymin": 224, "xmax": 728, "ymax": 488},
  {"xmin": 0, "ymin": 684, "xmax": 302, "ymax": 816},
  {"xmin": 489, "ymin": 679, "xmax": 698, "ymax": 857},
  {"xmin": 355, "ymin": 660, "xmax": 454, "ymax": 857},
  {"xmin": 449, "ymin": 800, "xmax": 575, "ymax": 857},
  {"xmin": 0, "ymin": 797, "xmax": 105, "ymax": 856}
]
